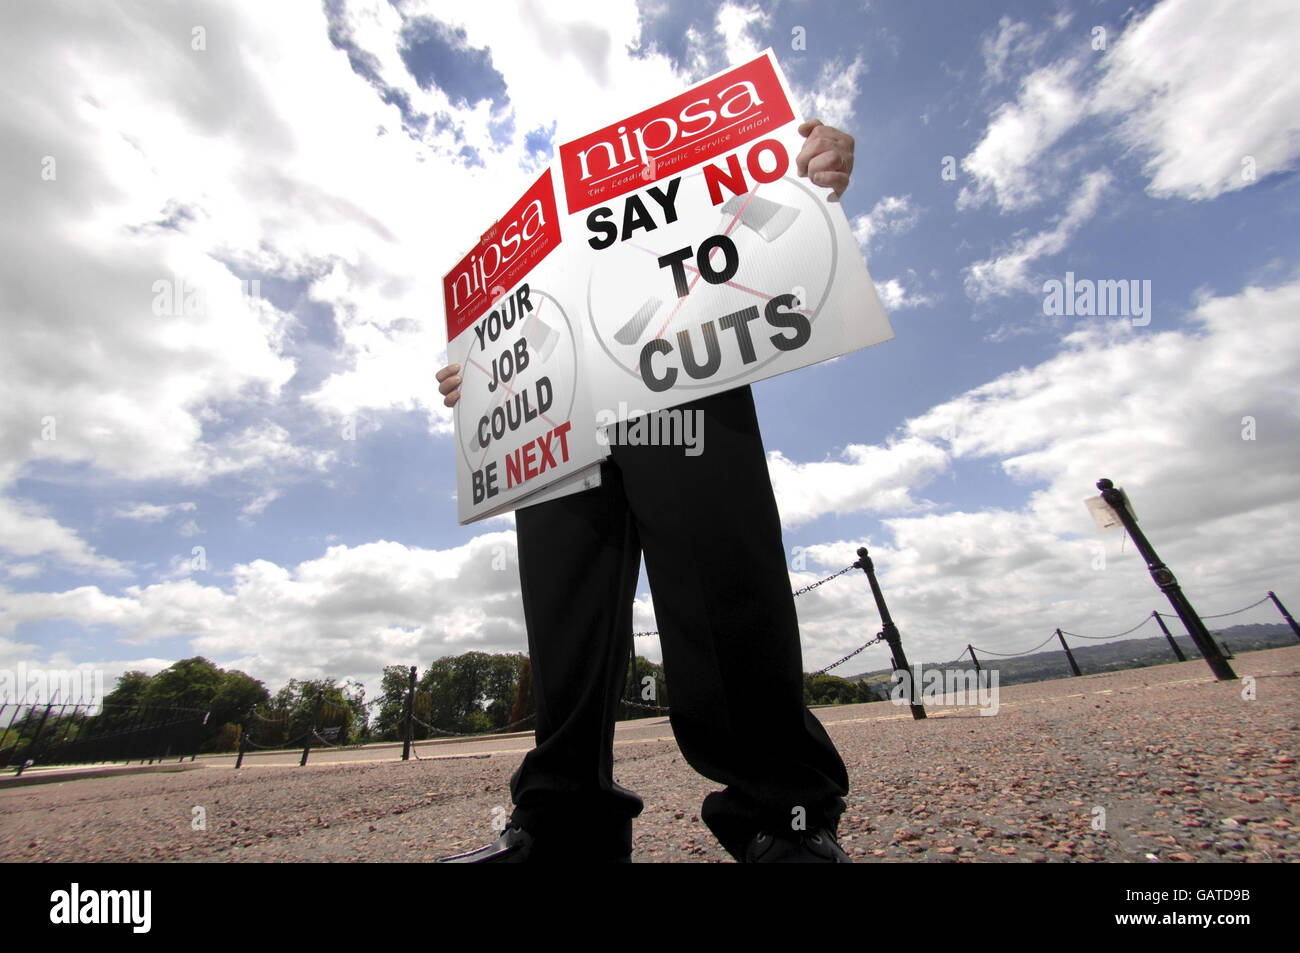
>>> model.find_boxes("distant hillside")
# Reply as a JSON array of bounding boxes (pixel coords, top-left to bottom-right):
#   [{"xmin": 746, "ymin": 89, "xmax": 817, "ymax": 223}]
[{"xmin": 842, "ymin": 621, "xmax": 1298, "ymax": 691}]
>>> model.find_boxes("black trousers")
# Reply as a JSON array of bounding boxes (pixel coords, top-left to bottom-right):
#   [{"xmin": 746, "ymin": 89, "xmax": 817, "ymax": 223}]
[{"xmin": 510, "ymin": 385, "xmax": 849, "ymax": 860}]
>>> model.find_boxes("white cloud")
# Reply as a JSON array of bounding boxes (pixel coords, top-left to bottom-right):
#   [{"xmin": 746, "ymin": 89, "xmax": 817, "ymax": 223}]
[
  {"xmin": 207, "ymin": 422, "xmax": 335, "ymax": 477},
  {"xmin": 964, "ymin": 168, "xmax": 1112, "ymax": 301},
  {"xmin": 291, "ymin": 0, "xmax": 695, "ymax": 428},
  {"xmin": 0, "ymin": 3, "xmax": 329, "ymax": 522},
  {"xmin": 4, "ymin": 278, "xmax": 1298, "ymax": 674},
  {"xmin": 851, "ymin": 194, "xmax": 919, "ymax": 254},
  {"xmin": 957, "ymin": 59, "xmax": 1086, "ymax": 212},
  {"xmin": 673, "ymin": 2, "xmax": 767, "ymax": 80},
  {"xmin": 2, "ymin": 564, "xmax": 43, "ymax": 580},
  {"xmin": 0, "ymin": 1, "xmax": 690, "ymax": 566},
  {"xmin": 0, "ymin": 0, "xmax": 693, "ymax": 500},
  {"xmin": 798, "ymin": 55, "xmax": 866, "ymax": 130},
  {"xmin": 767, "ymin": 437, "xmax": 950, "ymax": 530},
  {"xmin": 789, "ymin": 277, "xmax": 1300, "ymax": 666},
  {"xmin": 5, "ymin": 0, "xmax": 1296, "ymax": 679},
  {"xmin": 681, "ymin": 25, "xmax": 714, "ymax": 80},
  {"xmin": 960, "ymin": 0, "xmax": 1300, "ymax": 213},
  {"xmin": 716, "ymin": 1, "xmax": 770, "ymax": 67},
  {"xmin": 0, "ymin": 499, "xmax": 129, "ymax": 577},
  {"xmin": 1092, "ymin": 0, "xmax": 1300, "ymax": 200},
  {"xmin": 874, "ymin": 273, "xmax": 935, "ymax": 311},
  {"xmin": 980, "ymin": 16, "xmax": 1041, "ymax": 86},
  {"xmin": 113, "ymin": 502, "xmax": 198, "ymax": 523},
  {"xmin": 0, "ymin": 534, "xmax": 529, "ymax": 691}
]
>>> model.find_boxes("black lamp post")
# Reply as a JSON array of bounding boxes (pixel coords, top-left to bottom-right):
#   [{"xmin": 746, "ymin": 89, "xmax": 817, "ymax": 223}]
[
  {"xmin": 855, "ymin": 547, "xmax": 926, "ymax": 720},
  {"xmin": 1094, "ymin": 479, "xmax": 1235, "ymax": 681}
]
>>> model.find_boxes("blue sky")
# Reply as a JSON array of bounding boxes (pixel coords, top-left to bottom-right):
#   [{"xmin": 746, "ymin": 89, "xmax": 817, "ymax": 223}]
[{"xmin": 2, "ymin": 0, "xmax": 1298, "ymax": 704}]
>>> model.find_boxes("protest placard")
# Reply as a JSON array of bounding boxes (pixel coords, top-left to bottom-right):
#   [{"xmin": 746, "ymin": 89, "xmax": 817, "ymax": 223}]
[
  {"xmin": 443, "ymin": 50, "xmax": 894, "ymax": 524},
  {"xmin": 555, "ymin": 48, "xmax": 894, "ymax": 428},
  {"xmin": 443, "ymin": 169, "xmax": 607, "ymax": 524}
]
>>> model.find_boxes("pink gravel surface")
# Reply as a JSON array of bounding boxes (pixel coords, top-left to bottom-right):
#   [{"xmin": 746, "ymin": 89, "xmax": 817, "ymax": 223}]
[{"xmin": 2, "ymin": 646, "xmax": 1296, "ymax": 863}]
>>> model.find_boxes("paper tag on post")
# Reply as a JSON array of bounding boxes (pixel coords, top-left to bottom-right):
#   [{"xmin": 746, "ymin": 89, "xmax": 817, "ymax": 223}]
[{"xmin": 1085, "ymin": 489, "xmax": 1138, "ymax": 530}]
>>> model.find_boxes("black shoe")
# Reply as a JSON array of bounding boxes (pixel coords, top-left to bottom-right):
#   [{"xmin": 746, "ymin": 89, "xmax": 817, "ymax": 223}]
[
  {"xmin": 743, "ymin": 828, "xmax": 852, "ymax": 863},
  {"xmin": 435, "ymin": 824, "xmax": 632, "ymax": 863},
  {"xmin": 436, "ymin": 824, "xmax": 536, "ymax": 863}
]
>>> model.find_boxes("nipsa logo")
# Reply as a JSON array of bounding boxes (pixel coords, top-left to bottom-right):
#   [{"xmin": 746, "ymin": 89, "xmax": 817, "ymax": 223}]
[
  {"xmin": 444, "ymin": 169, "xmax": 562, "ymax": 340},
  {"xmin": 560, "ymin": 53, "xmax": 793, "ymax": 214}
]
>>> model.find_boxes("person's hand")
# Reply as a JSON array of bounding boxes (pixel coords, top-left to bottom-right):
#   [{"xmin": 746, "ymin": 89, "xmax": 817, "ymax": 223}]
[
  {"xmin": 436, "ymin": 363, "xmax": 461, "ymax": 407},
  {"xmin": 795, "ymin": 119, "xmax": 855, "ymax": 200}
]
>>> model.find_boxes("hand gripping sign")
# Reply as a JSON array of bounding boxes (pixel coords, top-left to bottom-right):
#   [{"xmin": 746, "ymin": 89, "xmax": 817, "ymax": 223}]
[
  {"xmin": 443, "ymin": 169, "xmax": 606, "ymax": 524},
  {"xmin": 556, "ymin": 49, "xmax": 894, "ymax": 424}
]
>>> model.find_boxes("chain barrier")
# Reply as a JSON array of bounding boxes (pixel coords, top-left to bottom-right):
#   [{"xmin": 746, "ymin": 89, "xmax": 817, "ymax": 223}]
[
  {"xmin": 618, "ymin": 696, "xmax": 670, "ymax": 712},
  {"xmin": 938, "ymin": 650, "xmax": 973, "ymax": 668},
  {"xmin": 243, "ymin": 732, "xmax": 309, "ymax": 750},
  {"xmin": 635, "ymin": 562, "xmax": 860, "ymax": 638},
  {"xmin": 237, "ymin": 586, "xmax": 1285, "ymax": 754},
  {"xmin": 811, "ymin": 633, "xmax": 885, "ymax": 675},
  {"xmin": 970, "ymin": 630, "xmax": 1058, "ymax": 658},
  {"xmin": 408, "ymin": 713, "xmax": 537, "ymax": 739},
  {"xmin": 308, "ymin": 729, "xmax": 353, "ymax": 749},
  {"xmin": 241, "ymin": 709, "xmax": 299, "ymax": 750},
  {"xmin": 1062, "ymin": 615, "xmax": 1155, "ymax": 641},
  {"xmin": 970, "ymin": 593, "xmax": 1276, "ymax": 660},
  {"xmin": 791, "ymin": 564, "xmax": 858, "ymax": 597},
  {"xmin": 409, "ymin": 714, "xmax": 458, "ymax": 736},
  {"xmin": 1169, "ymin": 594, "xmax": 1273, "ymax": 620}
]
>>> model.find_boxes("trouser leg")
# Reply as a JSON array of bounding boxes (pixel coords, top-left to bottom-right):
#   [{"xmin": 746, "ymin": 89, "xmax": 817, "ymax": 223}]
[
  {"xmin": 509, "ymin": 462, "xmax": 644, "ymax": 853},
  {"xmin": 611, "ymin": 385, "xmax": 849, "ymax": 859}
]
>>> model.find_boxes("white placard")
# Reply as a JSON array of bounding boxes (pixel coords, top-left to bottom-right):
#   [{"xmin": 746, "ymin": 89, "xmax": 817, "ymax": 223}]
[
  {"xmin": 555, "ymin": 48, "xmax": 894, "ymax": 425},
  {"xmin": 443, "ymin": 51, "xmax": 895, "ymax": 524}
]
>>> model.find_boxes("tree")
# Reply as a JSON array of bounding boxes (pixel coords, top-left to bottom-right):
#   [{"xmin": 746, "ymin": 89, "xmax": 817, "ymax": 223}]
[
  {"xmin": 265, "ymin": 677, "xmax": 357, "ymax": 746},
  {"xmin": 508, "ymin": 658, "xmax": 534, "ymax": 731},
  {"xmin": 103, "ymin": 671, "xmax": 151, "ymax": 709},
  {"xmin": 92, "ymin": 661, "xmax": 271, "ymax": 753},
  {"xmin": 373, "ymin": 665, "xmax": 414, "ymax": 741},
  {"xmin": 622, "ymin": 656, "xmax": 668, "ymax": 717},
  {"xmin": 96, "ymin": 671, "xmax": 152, "ymax": 737},
  {"xmin": 131, "ymin": 658, "xmax": 271, "ymax": 752},
  {"xmin": 142, "ymin": 657, "xmax": 225, "ymax": 711},
  {"xmin": 803, "ymin": 673, "xmax": 875, "ymax": 706},
  {"xmin": 418, "ymin": 652, "xmax": 529, "ymax": 734},
  {"xmin": 209, "ymin": 669, "xmax": 270, "ymax": 744}
]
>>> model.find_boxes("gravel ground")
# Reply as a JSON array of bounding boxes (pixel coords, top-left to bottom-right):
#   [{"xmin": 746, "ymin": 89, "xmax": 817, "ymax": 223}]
[{"xmin": 3, "ymin": 646, "xmax": 1296, "ymax": 863}]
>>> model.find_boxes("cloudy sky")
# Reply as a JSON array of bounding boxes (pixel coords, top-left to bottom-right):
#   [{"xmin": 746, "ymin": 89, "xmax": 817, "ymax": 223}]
[{"xmin": 2, "ymin": 0, "xmax": 1298, "ymax": 704}]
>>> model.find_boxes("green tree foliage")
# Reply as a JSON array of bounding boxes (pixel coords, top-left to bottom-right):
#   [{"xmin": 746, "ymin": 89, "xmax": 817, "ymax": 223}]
[
  {"xmin": 1, "ymin": 705, "xmax": 66, "ymax": 762},
  {"xmin": 142, "ymin": 657, "xmax": 225, "ymax": 710},
  {"xmin": 373, "ymin": 665, "xmax": 414, "ymax": 741},
  {"xmin": 152, "ymin": 658, "xmax": 270, "ymax": 750},
  {"xmin": 416, "ymin": 652, "xmax": 528, "ymax": 735},
  {"xmin": 620, "ymin": 656, "xmax": 668, "ymax": 718},
  {"xmin": 802, "ymin": 673, "xmax": 881, "ymax": 706},
  {"xmin": 209, "ymin": 670, "xmax": 269, "ymax": 733},
  {"xmin": 341, "ymin": 679, "xmax": 369, "ymax": 743},
  {"xmin": 93, "ymin": 671, "xmax": 153, "ymax": 738},
  {"xmin": 211, "ymin": 722, "xmax": 241, "ymax": 752},
  {"xmin": 264, "ymin": 678, "xmax": 360, "ymax": 746},
  {"xmin": 508, "ymin": 658, "xmax": 534, "ymax": 731},
  {"xmin": 17, "ymin": 660, "xmax": 276, "ymax": 757},
  {"xmin": 103, "ymin": 671, "xmax": 151, "ymax": 708}
]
